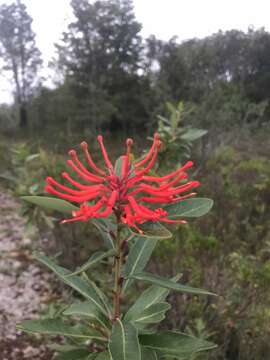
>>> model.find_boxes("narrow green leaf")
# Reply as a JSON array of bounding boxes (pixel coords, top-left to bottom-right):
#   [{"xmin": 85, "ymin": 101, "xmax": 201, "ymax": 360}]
[
  {"xmin": 114, "ymin": 156, "xmax": 135, "ymax": 179},
  {"xmin": 21, "ymin": 196, "xmax": 79, "ymax": 213},
  {"xmin": 82, "ymin": 272, "xmax": 112, "ymax": 318},
  {"xmin": 133, "ymin": 302, "xmax": 171, "ymax": 324},
  {"xmin": 123, "ymin": 237, "xmax": 158, "ymax": 292},
  {"xmin": 50, "ymin": 345, "xmax": 97, "ymax": 359},
  {"xmin": 141, "ymin": 347, "xmax": 159, "ymax": 360},
  {"xmin": 124, "ymin": 275, "xmax": 181, "ymax": 322},
  {"xmin": 140, "ymin": 331, "xmax": 217, "ymax": 357},
  {"xmin": 138, "ymin": 329, "xmax": 156, "ymax": 335},
  {"xmin": 109, "ymin": 319, "xmax": 141, "ymax": 360},
  {"xmin": 164, "ymin": 198, "xmax": 213, "ymax": 219},
  {"xmin": 129, "ymin": 222, "xmax": 172, "ymax": 239},
  {"xmin": 26, "ymin": 153, "xmax": 40, "ymax": 162},
  {"xmin": 49, "ymin": 344, "xmax": 80, "ymax": 352},
  {"xmin": 67, "ymin": 249, "xmax": 116, "ymax": 277},
  {"xmin": 35, "ymin": 253, "xmax": 110, "ymax": 316},
  {"xmin": 92, "ymin": 218, "xmax": 116, "ymax": 250},
  {"xmin": 180, "ymin": 129, "xmax": 208, "ymax": 142},
  {"xmin": 129, "ymin": 272, "xmax": 216, "ymax": 296},
  {"xmin": 114, "ymin": 156, "xmax": 124, "ymax": 179},
  {"xmin": 63, "ymin": 301, "xmax": 110, "ymax": 330},
  {"xmin": 53, "ymin": 348, "xmax": 91, "ymax": 360},
  {"xmin": 0, "ymin": 172, "xmax": 17, "ymax": 183},
  {"xmin": 18, "ymin": 319, "xmax": 105, "ymax": 341},
  {"xmin": 95, "ymin": 352, "xmax": 111, "ymax": 360}
]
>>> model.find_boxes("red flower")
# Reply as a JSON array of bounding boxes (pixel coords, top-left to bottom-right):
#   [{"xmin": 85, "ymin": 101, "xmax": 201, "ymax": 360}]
[{"xmin": 45, "ymin": 134, "xmax": 199, "ymax": 232}]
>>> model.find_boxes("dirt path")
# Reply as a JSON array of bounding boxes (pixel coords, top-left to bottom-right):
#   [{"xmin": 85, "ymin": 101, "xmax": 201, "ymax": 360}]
[{"xmin": 0, "ymin": 190, "xmax": 53, "ymax": 359}]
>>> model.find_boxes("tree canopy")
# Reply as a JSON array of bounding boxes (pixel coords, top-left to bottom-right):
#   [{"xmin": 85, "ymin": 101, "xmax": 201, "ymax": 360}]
[{"xmin": 0, "ymin": 0, "xmax": 42, "ymax": 127}]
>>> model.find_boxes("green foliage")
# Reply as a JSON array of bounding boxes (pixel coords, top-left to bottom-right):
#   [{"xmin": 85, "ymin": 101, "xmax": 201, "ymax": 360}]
[
  {"xmin": 164, "ymin": 198, "xmax": 214, "ymax": 219},
  {"xmin": 18, "ymin": 171, "xmax": 215, "ymax": 359},
  {"xmin": 129, "ymin": 272, "xmax": 215, "ymax": 296},
  {"xmin": 34, "ymin": 253, "xmax": 111, "ymax": 317},
  {"xmin": 18, "ymin": 319, "xmax": 104, "ymax": 340},
  {"xmin": 155, "ymin": 101, "xmax": 207, "ymax": 169},
  {"xmin": 130, "ymin": 302, "xmax": 171, "ymax": 325},
  {"xmin": 153, "ymin": 144, "xmax": 270, "ymax": 359},
  {"xmin": 63, "ymin": 302, "xmax": 110, "ymax": 330},
  {"xmin": 123, "ymin": 237, "xmax": 158, "ymax": 292},
  {"xmin": 21, "ymin": 196, "xmax": 79, "ymax": 213},
  {"xmin": 53, "ymin": 348, "xmax": 93, "ymax": 360},
  {"xmin": 129, "ymin": 222, "xmax": 172, "ymax": 239},
  {"xmin": 68, "ymin": 249, "xmax": 116, "ymax": 277},
  {"xmin": 109, "ymin": 319, "xmax": 141, "ymax": 360},
  {"xmin": 140, "ymin": 331, "xmax": 217, "ymax": 358}
]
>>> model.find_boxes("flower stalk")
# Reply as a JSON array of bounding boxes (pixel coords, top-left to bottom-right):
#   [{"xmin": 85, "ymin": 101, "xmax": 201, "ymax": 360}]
[{"xmin": 112, "ymin": 220, "xmax": 125, "ymax": 321}]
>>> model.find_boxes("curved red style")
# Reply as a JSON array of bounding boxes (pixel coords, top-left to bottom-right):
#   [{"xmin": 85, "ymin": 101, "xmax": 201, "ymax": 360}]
[{"xmin": 45, "ymin": 134, "xmax": 199, "ymax": 232}]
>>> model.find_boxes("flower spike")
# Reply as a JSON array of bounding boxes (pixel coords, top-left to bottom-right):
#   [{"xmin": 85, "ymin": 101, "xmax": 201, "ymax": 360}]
[{"xmin": 45, "ymin": 134, "xmax": 200, "ymax": 230}]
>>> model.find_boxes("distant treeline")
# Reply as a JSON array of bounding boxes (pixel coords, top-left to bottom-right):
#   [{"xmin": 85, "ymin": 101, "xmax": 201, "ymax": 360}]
[{"xmin": 0, "ymin": 0, "xmax": 270, "ymax": 136}]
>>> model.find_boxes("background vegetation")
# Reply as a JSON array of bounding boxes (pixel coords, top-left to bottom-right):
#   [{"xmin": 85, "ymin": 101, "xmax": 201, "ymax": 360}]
[{"xmin": 0, "ymin": 1, "xmax": 270, "ymax": 359}]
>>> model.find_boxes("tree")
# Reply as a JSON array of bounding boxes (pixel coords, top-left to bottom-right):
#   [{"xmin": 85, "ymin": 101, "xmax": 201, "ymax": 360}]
[
  {"xmin": 55, "ymin": 0, "xmax": 149, "ymax": 132},
  {"xmin": 0, "ymin": 0, "xmax": 42, "ymax": 128}
]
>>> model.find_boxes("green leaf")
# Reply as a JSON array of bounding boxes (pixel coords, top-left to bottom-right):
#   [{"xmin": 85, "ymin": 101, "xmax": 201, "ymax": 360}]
[
  {"xmin": 157, "ymin": 115, "xmax": 171, "ymax": 126},
  {"xmin": 49, "ymin": 344, "xmax": 80, "ymax": 352},
  {"xmin": 114, "ymin": 156, "xmax": 135, "ymax": 179},
  {"xmin": 35, "ymin": 253, "xmax": 110, "ymax": 316},
  {"xmin": 63, "ymin": 301, "xmax": 110, "ymax": 330},
  {"xmin": 109, "ymin": 319, "xmax": 141, "ymax": 360},
  {"xmin": 164, "ymin": 198, "xmax": 214, "ymax": 219},
  {"xmin": 50, "ymin": 345, "xmax": 97, "ymax": 358},
  {"xmin": 82, "ymin": 272, "xmax": 112, "ymax": 318},
  {"xmin": 140, "ymin": 331, "xmax": 217, "ymax": 357},
  {"xmin": 124, "ymin": 275, "xmax": 181, "ymax": 322},
  {"xmin": 133, "ymin": 302, "xmax": 171, "ymax": 324},
  {"xmin": 95, "ymin": 352, "xmax": 111, "ymax": 360},
  {"xmin": 129, "ymin": 222, "xmax": 172, "ymax": 239},
  {"xmin": 26, "ymin": 153, "xmax": 40, "ymax": 162},
  {"xmin": 53, "ymin": 348, "xmax": 91, "ymax": 360},
  {"xmin": 18, "ymin": 319, "xmax": 105, "ymax": 341},
  {"xmin": 114, "ymin": 156, "xmax": 124, "ymax": 179},
  {"xmin": 21, "ymin": 196, "xmax": 79, "ymax": 213},
  {"xmin": 92, "ymin": 218, "xmax": 116, "ymax": 250},
  {"xmin": 129, "ymin": 272, "xmax": 216, "ymax": 296},
  {"xmin": 123, "ymin": 237, "xmax": 158, "ymax": 292},
  {"xmin": 141, "ymin": 347, "xmax": 159, "ymax": 360},
  {"xmin": 0, "ymin": 172, "xmax": 17, "ymax": 183},
  {"xmin": 67, "ymin": 249, "xmax": 116, "ymax": 277},
  {"xmin": 180, "ymin": 129, "xmax": 208, "ymax": 142}
]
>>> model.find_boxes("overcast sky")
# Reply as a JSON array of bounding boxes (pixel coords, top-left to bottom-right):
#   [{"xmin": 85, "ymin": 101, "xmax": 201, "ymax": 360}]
[{"xmin": 1, "ymin": 0, "xmax": 270, "ymax": 103}]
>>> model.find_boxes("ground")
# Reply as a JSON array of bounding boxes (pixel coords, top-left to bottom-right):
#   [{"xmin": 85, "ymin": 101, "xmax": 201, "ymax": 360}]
[{"xmin": 0, "ymin": 189, "xmax": 53, "ymax": 360}]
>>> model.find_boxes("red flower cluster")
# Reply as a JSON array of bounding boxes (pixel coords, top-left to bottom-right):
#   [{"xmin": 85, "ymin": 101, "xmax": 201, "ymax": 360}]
[{"xmin": 45, "ymin": 134, "xmax": 199, "ymax": 231}]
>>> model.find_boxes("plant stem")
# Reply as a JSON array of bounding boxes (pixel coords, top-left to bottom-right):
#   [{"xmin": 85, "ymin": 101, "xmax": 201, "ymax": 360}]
[
  {"xmin": 89, "ymin": 322, "xmax": 109, "ymax": 339},
  {"xmin": 113, "ymin": 223, "xmax": 123, "ymax": 320}
]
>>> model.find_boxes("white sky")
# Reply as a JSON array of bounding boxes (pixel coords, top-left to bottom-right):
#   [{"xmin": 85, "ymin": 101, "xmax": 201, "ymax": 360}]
[{"xmin": 1, "ymin": 0, "xmax": 270, "ymax": 104}]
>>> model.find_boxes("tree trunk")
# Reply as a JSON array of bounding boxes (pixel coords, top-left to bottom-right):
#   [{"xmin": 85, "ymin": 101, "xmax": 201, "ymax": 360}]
[{"xmin": 19, "ymin": 103, "xmax": 27, "ymax": 128}]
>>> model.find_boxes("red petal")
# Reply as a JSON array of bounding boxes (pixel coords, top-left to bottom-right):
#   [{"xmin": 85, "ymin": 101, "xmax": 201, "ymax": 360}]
[
  {"xmin": 97, "ymin": 135, "xmax": 114, "ymax": 173},
  {"xmin": 67, "ymin": 160, "xmax": 104, "ymax": 183},
  {"xmin": 80, "ymin": 141, "xmax": 106, "ymax": 176}
]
